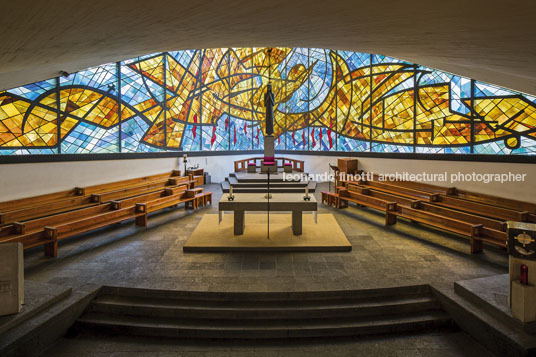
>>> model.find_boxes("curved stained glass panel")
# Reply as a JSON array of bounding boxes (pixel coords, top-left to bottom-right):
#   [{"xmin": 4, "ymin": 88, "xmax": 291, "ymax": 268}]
[{"xmin": 1, "ymin": 47, "xmax": 535, "ymax": 156}]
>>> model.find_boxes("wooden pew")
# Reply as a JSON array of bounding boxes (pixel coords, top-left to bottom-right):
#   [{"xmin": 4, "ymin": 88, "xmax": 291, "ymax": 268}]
[
  {"xmin": 391, "ymin": 205, "xmax": 485, "ymax": 253},
  {"xmin": 338, "ymin": 188, "xmax": 397, "ymax": 225},
  {"xmin": 75, "ymin": 171, "xmax": 180, "ymax": 195},
  {"xmin": 168, "ymin": 176, "xmax": 196, "ymax": 188},
  {"xmin": 0, "ymin": 196, "xmax": 98, "ymax": 225},
  {"xmin": 0, "ymin": 230, "xmax": 57, "ymax": 256},
  {"xmin": 343, "ymin": 184, "xmax": 419, "ymax": 207},
  {"xmin": 195, "ymin": 191, "xmax": 213, "ymax": 208},
  {"xmin": 43, "ymin": 206, "xmax": 146, "ymax": 257},
  {"xmin": 359, "ymin": 180, "xmax": 440, "ymax": 202},
  {"xmin": 0, "ymin": 188, "xmax": 82, "ymax": 213},
  {"xmin": 368, "ymin": 173, "xmax": 455, "ymax": 195},
  {"xmin": 90, "ymin": 178, "xmax": 173, "ymax": 203},
  {"xmin": 435, "ymin": 195, "xmax": 528, "ymax": 222},
  {"xmin": 135, "ymin": 190, "xmax": 197, "ymax": 215},
  {"xmin": 448, "ymin": 189, "xmax": 536, "ymax": 214},
  {"xmin": 341, "ymin": 183, "xmax": 507, "ymax": 252},
  {"xmin": 12, "ymin": 203, "xmax": 115, "ymax": 235}
]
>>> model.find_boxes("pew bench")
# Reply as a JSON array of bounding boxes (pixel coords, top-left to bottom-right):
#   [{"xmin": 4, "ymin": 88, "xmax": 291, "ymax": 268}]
[
  {"xmin": 90, "ymin": 178, "xmax": 175, "ymax": 203},
  {"xmin": 12, "ymin": 203, "xmax": 115, "ymax": 235},
  {"xmin": 168, "ymin": 176, "xmax": 196, "ymax": 189},
  {"xmin": 321, "ymin": 191, "xmax": 340, "ymax": 208},
  {"xmin": 391, "ymin": 206, "xmax": 485, "ymax": 253},
  {"xmin": 0, "ymin": 196, "xmax": 98, "ymax": 226},
  {"xmin": 0, "ymin": 189, "xmax": 82, "ymax": 214},
  {"xmin": 75, "ymin": 171, "xmax": 180, "ymax": 196},
  {"xmin": 1, "ymin": 230, "xmax": 59, "ymax": 256},
  {"xmin": 196, "ymin": 192, "xmax": 213, "ymax": 208},
  {"xmin": 43, "ymin": 207, "xmax": 146, "ymax": 257},
  {"xmin": 436, "ymin": 195, "xmax": 529, "ymax": 222},
  {"xmin": 135, "ymin": 192, "xmax": 196, "ymax": 215},
  {"xmin": 449, "ymin": 189, "xmax": 536, "ymax": 214},
  {"xmin": 360, "ymin": 181, "xmax": 440, "ymax": 202},
  {"xmin": 338, "ymin": 189, "xmax": 398, "ymax": 225}
]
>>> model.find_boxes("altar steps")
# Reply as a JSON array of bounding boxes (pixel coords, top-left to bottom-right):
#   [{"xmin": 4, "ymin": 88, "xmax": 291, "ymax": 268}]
[
  {"xmin": 221, "ymin": 172, "xmax": 317, "ymax": 193},
  {"xmin": 72, "ymin": 285, "xmax": 454, "ymax": 340}
]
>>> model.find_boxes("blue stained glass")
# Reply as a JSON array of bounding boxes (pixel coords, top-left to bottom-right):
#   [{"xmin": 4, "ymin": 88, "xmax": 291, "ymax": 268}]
[
  {"xmin": 2, "ymin": 47, "xmax": 536, "ymax": 158},
  {"xmin": 60, "ymin": 63, "xmax": 118, "ymax": 96},
  {"xmin": 7, "ymin": 79, "xmax": 56, "ymax": 101},
  {"xmin": 338, "ymin": 51, "xmax": 370, "ymax": 71},
  {"xmin": 202, "ymin": 114, "xmax": 230, "ymax": 151},
  {"xmin": 371, "ymin": 142, "xmax": 413, "ymax": 153},
  {"xmin": 61, "ymin": 122, "xmax": 119, "ymax": 153},
  {"xmin": 337, "ymin": 136, "xmax": 369, "ymax": 152}
]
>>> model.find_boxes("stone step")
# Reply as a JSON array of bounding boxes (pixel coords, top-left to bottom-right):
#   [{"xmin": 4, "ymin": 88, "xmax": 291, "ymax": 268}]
[
  {"xmin": 76, "ymin": 310, "xmax": 452, "ymax": 339},
  {"xmin": 221, "ymin": 181, "xmax": 316, "ymax": 193},
  {"xmin": 73, "ymin": 285, "xmax": 454, "ymax": 340},
  {"xmin": 227, "ymin": 176, "xmax": 309, "ymax": 188},
  {"xmin": 89, "ymin": 294, "xmax": 440, "ymax": 320},
  {"xmin": 230, "ymin": 172, "xmax": 307, "ymax": 183},
  {"xmin": 99, "ymin": 284, "xmax": 432, "ymax": 301}
]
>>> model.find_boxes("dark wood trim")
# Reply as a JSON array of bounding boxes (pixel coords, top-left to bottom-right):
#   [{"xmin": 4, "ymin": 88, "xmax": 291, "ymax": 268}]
[{"xmin": 1, "ymin": 149, "xmax": 535, "ymax": 164}]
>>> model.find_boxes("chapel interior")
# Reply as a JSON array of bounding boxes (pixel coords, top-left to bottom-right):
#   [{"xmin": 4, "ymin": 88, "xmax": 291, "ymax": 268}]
[{"xmin": 1, "ymin": 1, "xmax": 536, "ymax": 356}]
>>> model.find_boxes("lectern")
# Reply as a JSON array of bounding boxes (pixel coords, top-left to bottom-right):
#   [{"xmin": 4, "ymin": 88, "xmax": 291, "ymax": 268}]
[{"xmin": 507, "ymin": 221, "xmax": 536, "ymax": 323}]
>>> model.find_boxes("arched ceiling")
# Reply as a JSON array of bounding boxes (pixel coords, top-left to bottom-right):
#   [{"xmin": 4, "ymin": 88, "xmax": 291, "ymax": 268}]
[{"xmin": 1, "ymin": 0, "xmax": 535, "ymax": 94}]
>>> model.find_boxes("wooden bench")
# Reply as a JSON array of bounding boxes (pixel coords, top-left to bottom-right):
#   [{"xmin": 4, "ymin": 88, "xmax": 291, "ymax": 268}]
[
  {"xmin": 12, "ymin": 203, "xmax": 115, "ymax": 235},
  {"xmin": 342, "ymin": 183, "xmax": 507, "ymax": 253},
  {"xmin": 448, "ymin": 189, "xmax": 536, "ymax": 214},
  {"xmin": 135, "ymin": 191, "xmax": 197, "ymax": 215},
  {"xmin": 169, "ymin": 176, "xmax": 196, "ymax": 189},
  {"xmin": 391, "ymin": 206, "xmax": 485, "ymax": 253},
  {"xmin": 90, "ymin": 178, "xmax": 174, "ymax": 203},
  {"xmin": 367, "ymin": 173, "xmax": 456, "ymax": 195},
  {"xmin": 0, "ymin": 230, "xmax": 57, "ymax": 256},
  {"xmin": 196, "ymin": 192, "xmax": 213, "ymax": 208},
  {"xmin": 343, "ymin": 184, "xmax": 419, "ymax": 207},
  {"xmin": 435, "ymin": 195, "xmax": 529, "ymax": 222},
  {"xmin": 360, "ymin": 181, "xmax": 440, "ymax": 202},
  {"xmin": 75, "ymin": 171, "xmax": 180, "ymax": 195},
  {"xmin": 0, "ymin": 195, "xmax": 98, "ymax": 225},
  {"xmin": 338, "ymin": 188, "xmax": 398, "ymax": 225},
  {"xmin": 0, "ymin": 188, "xmax": 82, "ymax": 214},
  {"xmin": 110, "ymin": 191, "xmax": 167, "ymax": 209},
  {"xmin": 43, "ymin": 206, "xmax": 146, "ymax": 257},
  {"xmin": 321, "ymin": 191, "xmax": 340, "ymax": 208}
]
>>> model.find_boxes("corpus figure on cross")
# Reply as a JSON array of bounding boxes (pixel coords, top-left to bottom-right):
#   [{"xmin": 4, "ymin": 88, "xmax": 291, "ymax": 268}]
[{"xmin": 264, "ymin": 82, "xmax": 275, "ymax": 135}]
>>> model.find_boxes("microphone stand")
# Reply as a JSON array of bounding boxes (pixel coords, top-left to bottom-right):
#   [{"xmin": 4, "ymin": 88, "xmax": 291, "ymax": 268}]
[{"xmin": 267, "ymin": 171, "xmax": 270, "ymax": 240}]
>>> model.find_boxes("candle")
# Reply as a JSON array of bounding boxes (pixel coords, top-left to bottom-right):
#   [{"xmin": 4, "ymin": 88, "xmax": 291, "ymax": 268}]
[
  {"xmin": 230, "ymin": 185, "xmax": 233, "ymax": 195},
  {"xmin": 306, "ymin": 186, "xmax": 309, "ymax": 196}
]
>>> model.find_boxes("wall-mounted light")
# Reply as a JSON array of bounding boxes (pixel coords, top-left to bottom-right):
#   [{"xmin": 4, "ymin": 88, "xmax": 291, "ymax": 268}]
[{"xmin": 60, "ymin": 71, "xmax": 70, "ymax": 78}]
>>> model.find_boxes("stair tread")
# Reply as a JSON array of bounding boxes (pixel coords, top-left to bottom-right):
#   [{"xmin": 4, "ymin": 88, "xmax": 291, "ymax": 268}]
[
  {"xmin": 78, "ymin": 310, "xmax": 451, "ymax": 330},
  {"xmin": 100, "ymin": 284, "xmax": 431, "ymax": 300},
  {"xmin": 93, "ymin": 294, "xmax": 437, "ymax": 311}
]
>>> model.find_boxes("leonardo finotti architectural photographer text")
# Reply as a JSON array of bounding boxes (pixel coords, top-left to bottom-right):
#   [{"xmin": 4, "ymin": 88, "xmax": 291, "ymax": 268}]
[{"xmin": 283, "ymin": 171, "xmax": 527, "ymax": 184}]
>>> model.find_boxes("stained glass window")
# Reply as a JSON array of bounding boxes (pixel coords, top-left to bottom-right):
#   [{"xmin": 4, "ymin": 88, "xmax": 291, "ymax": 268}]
[{"xmin": 1, "ymin": 48, "xmax": 535, "ymax": 157}]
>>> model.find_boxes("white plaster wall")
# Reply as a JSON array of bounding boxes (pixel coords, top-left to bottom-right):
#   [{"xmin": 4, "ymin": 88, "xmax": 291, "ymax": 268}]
[
  {"xmin": 0, "ymin": 154, "xmax": 535, "ymax": 203},
  {"xmin": 288, "ymin": 155, "xmax": 536, "ymax": 203},
  {"xmin": 0, "ymin": 154, "xmax": 254, "ymax": 201}
]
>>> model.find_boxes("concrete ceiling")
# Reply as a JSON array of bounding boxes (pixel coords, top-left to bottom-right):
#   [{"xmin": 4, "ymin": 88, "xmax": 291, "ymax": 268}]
[{"xmin": 1, "ymin": 0, "xmax": 535, "ymax": 94}]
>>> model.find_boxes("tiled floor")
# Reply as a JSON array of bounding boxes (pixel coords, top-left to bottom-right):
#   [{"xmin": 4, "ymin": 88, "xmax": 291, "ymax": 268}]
[
  {"xmin": 25, "ymin": 183, "xmax": 507, "ymax": 293},
  {"xmin": 46, "ymin": 330, "xmax": 491, "ymax": 356},
  {"xmin": 23, "ymin": 182, "xmax": 508, "ymax": 355}
]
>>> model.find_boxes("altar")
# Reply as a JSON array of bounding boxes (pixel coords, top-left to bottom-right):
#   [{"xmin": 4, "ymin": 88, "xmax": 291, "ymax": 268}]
[{"xmin": 218, "ymin": 193, "xmax": 317, "ymax": 235}]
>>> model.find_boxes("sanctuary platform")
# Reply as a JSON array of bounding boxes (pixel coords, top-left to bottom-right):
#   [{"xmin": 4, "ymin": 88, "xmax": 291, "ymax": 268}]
[
  {"xmin": 184, "ymin": 213, "xmax": 351, "ymax": 252},
  {"xmin": 221, "ymin": 172, "xmax": 317, "ymax": 193}
]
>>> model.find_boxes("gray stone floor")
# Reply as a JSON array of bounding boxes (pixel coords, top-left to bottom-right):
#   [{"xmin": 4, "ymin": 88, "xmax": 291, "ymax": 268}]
[
  {"xmin": 46, "ymin": 330, "xmax": 490, "ymax": 356},
  {"xmin": 22, "ymin": 182, "xmax": 508, "ymax": 355}
]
